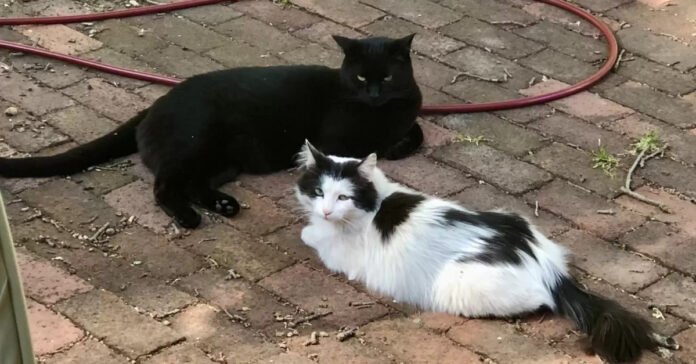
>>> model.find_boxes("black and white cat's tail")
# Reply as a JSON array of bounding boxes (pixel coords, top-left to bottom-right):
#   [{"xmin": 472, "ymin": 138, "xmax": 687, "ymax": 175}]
[
  {"xmin": 552, "ymin": 275, "xmax": 658, "ymax": 363},
  {"xmin": 0, "ymin": 109, "xmax": 147, "ymax": 178}
]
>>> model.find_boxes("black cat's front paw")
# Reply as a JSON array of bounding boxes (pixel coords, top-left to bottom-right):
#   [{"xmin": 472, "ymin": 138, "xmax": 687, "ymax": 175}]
[
  {"xmin": 214, "ymin": 198, "xmax": 240, "ymax": 217},
  {"xmin": 175, "ymin": 210, "xmax": 202, "ymax": 229},
  {"xmin": 382, "ymin": 123, "xmax": 424, "ymax": 160}
]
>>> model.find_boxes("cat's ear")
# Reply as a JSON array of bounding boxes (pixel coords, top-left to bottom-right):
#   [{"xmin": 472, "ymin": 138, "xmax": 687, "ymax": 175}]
[
  {"xmin": 333, "ymin": 35, "xmax": 358, "ymax": 54},
  {"xmin": 299, "ymin": 140, "xmax": 324, "ymax": 168},
  {"xmin": 394, "ymin": 33, "xmax": 415, "ymax": 50},
  {"xmin": 390, "ymin": 34, "xmax": 415, "ymax": 62},
  {"xmin": 358, "ymin": 153, "xmax": 378, "ymax": 177}
]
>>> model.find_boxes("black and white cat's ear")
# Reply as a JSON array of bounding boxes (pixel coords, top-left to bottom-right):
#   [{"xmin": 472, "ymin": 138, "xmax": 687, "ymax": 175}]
[
  {"xmin": 332, "ymin": 35, "xmax": 358, "ymax": 54},
  {"xmin": 358, "ymin": 153, "xmax": 378, "ymax": 176},
  {"xmin": 299, "ymin": 140, "xmax": 324, "ymax": 168}
]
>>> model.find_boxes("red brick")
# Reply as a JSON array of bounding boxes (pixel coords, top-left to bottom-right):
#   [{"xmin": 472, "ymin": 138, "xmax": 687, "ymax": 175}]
[
  {"xmin": 62, "ymin": 78, "xmax": 150, "ymax": 123},
  {"xmin": 673, "ymin": 327, "xmax": 696, "ymax": 363},
  {"xmin": 615, "ymin": 186, "xmax": 696, "ymax": 236},
  {"xmin": 437, "ymin": 111, "xmax": 546, "ymax": 156},
  {"xmin": 27, "ymin": 299, "xmax": 84, "ymax": 356},
  {"xmin": 19, "ymin": 179, "xmax": 121, "ymax": 233},
  {"xmin": 0, "ymin": 71, "xmax": 75, "ymax": 116},
  {"xmin": 292, "ymin": 20, "xmax": 363, "ymax": 51},
  {"xmin": 44, "ymin": 339, "xmax": 128, "ymax": 364},
  {"xmin": 175, "ymin": 269, "xmax": 296, "ymax": 335},
  {"xmin": 363, "ymin": 317, "xmax": 481, "ymax": 363},
  {"xmin": 520, "ymin": 79, "xmax": 634, "ymax": 123},
  {"xmin": 17, "ymin": 24, "xmax": 102, "ymax": 55},
  {"xmin": 441, "ymin": 17, "xmax": 544, "ymax": 59},
  {"xmin": 521, "ymin": 2, "xmax": 603, "ymax": 37},
  {"xmin": 93, "ymin": 20, "xmax": 167, "ymax": 58},
  {"xmin": 261, "ymin": 223, "xmax": 324, "ymax": 269},
  {"xmin": 639, "ymin": 273, "xmax": 696, "ymax": 323},
  {"xmin": 119, "ymin": 279, "xmax": 197, "ymax": 318},
  {"xmin": 447, "ymin": 320, "xmax": 579, "ymax": 363},
  {"xmin": 439, "ymin": 0, "xmax": 536, "ymax": 25},
  {"xmin": 525, "ymin": 179, "xmax": 645, "ymax": 240},
  {"xmin": 378, "ymin": 154, "xmax": 475, "ymax": 196},
  {"xmin": 71, "ymin": 167, "xmax": 138, "ymax": 196},
  {"xmin": 608, "ymin": 2, "xmax": 695, "ymax": 46},
  {"xmin": 419, "ymin": 119, "xmax": 458, "ymax": 150},
  {"xmin": 16, "ymin": 248, "xmax": 93, "ymax": 304},
  {"xmin": 363, "ymin": 17, "xmax": 464, "ymax": 58},
  {"xmin": 571, "ymin": 0, "xmax": 632, "ymax": 12},
  {"xmin": 615, "ymin": 27, "xmax": 696, "ymax": 72},
  {"xmin": 517, "ymin": 21, "xmax": 605, "ymax": 62},
  {"xmin": 285, "ymin": 334, "xmax": 390, "ymax": 364},
  {"xmin": 605, "ymin": 81, "xmax": 696, "ymax": 129},
  {"xmin": 0, "ymin": 99, "xmax": 70, "ymax": 153},
  {"xmin": 414, "ymin": 312, "xmax": 466, "ymax": 334},
  {"xmin": 134, "ymin": 84, "xmax": 170, "ymax": 104},
  {"xmin": 616, "ymin": 56, "xmax": 696, "ymax": 96},
  {"xmin": 214, "ymin": 16, "xmax": 305, "ymax": 52},
  {"xmin": 7, "ymin": 53, "xmax": 86, "ymax": 89},
  {"xmin": 622, "ymin": 220, "xmax": 696, "ymax": 276},
  {"xmin": 127, "ymin": 15, "xmax": 230, "ymax": 53},
  {"xmin": 557, "ymin": 229, "xmax": 667, "ymax": 293},
  {"xmin": 206, "ymin": 40, "xmax": 288, "ymax": 68},
  {"xmin": 180, "ymin": 222, "xmax": 294, "ymax": 281},
  {"xmin": 291, "ymin": 0, "xmax": 384, "ymax": 28},
  {"xmin": 171, "ymin": 304, "xmax": 280, "ymax": 362},
  {"xmin": 451, "ymin": 183, "xmax": 570, "ymax": 237},
  {"xmin": 142, "ymin": 342, "xmax": 216, "ymax": 364},
  {"xmin": 361, "ymin": 0, "xmax": 460, "ymax": 28},
  {"xmin": 441, "ymin": 47, "xmax": 540, "ymax": 91},
  {"xmin": 104, "ymin": 181, "xmax": 171, "ymax": 234},
  {"xmin": 411, "ymin": 55, "xmax": 461, "ymax": 91},
  {"xmin": 231, "ymin": 0, "xmax": 322, "ymax": 31},
  {"xmin": 219, "ymin": 185, "xmax": 297, "ymax": 236},
  {"xmin": 260, "ymin": 264, "xmax": 390, "ymax": 328},
  {"xmin": 141, "ymin": 44, "xmax": 225, "ymax": 79},
  {"xmin": 239, "ymin": 170, "xmax": 299, "ymax": 201},
  {"xmin": 279, "ymin": 43, "xmax": 343, "ymax": 68},
  {"xmin": 47, "ymin": 105, "xmax": 119, "ymax": 144},
  {"xmin": 636, "ymin": 158, "xmax": 696, "ymax": 194},
  {"xmin": 529, "ymin": 113, "xmax": 631, "ymax": 156},
  {"xmin": 254, "ymin": 352, "xmax": 315, "ymax": 364},
  {"xmin": 177, "ymin": 2, "xmax": 243, "ymax": 25},
  {"xmin": 432, "ymin": 143, "xmax": 552, "ymax": 194},
  {"xmin": 109, "ymin": 226, "xmax": 204, "ymax": 280},
  {"xmin": 605, "ymin": 113, "xmax": 696, "ymax": 165},
  {"xmin": 518, "ymin": 313, "xmax": 574, "ymax": 342},
  {"xmin": 55, "ymin": 290, "xmax": 183, "ymax": 358},
  {"xmin": 526, "ymin": 142, "xmax": 627, "ymax": 198},
  {"xmin": 520, "ymin": 48, "xmax": 598, "ymax": 84}
]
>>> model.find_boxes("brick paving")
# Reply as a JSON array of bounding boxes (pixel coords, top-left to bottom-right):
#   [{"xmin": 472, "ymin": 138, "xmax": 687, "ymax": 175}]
[{"xmin": 1, "ymin": 0, "xmax": 696, "ymax": 362}]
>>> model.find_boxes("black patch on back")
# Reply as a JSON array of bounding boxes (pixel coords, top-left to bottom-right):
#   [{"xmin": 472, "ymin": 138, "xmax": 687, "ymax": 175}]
[
  {"xmin": 373, "ymin": 192, "xmax": 425, "ymax": 241},
  {"xmin": 296, "ymin": 155, "xmax": 378, "ymax": 212},
  {"xmin": 443, "ymin": 209, "xmax": 537, "ymax": 265}
]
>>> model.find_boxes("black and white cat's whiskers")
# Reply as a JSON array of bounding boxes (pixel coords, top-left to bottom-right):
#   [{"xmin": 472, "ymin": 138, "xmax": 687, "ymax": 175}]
[{"xmin": 294, "ymin": 141, "xmax": 675, "ymax": 364}]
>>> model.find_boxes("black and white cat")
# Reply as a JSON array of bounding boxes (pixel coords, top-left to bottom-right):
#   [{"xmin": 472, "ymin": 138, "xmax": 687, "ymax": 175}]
[
  {"xmin": 294, "ymin": 141, "xmax": 676, "ymax": 363},
  {"xmin": 0, "ymin": 35, "xmax": 422, "ymax": 229}
]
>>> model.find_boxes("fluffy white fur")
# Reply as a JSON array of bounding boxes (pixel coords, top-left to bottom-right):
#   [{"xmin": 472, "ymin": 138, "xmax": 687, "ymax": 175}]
[{"xmin": 295, "ymin": 149, "xmax": 568, "ymax": 317}]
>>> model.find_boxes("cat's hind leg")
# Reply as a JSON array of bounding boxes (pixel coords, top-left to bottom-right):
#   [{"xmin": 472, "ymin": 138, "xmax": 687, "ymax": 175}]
[{"xmin": 154, "ymin": 175, "xmax": 202, "ymax": 229}]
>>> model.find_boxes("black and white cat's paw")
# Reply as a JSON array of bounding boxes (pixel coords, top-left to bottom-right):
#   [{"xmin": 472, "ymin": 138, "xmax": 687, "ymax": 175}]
[{"xmin": 301, "ymin": 225, "xmax": 322, "ymax": 248}]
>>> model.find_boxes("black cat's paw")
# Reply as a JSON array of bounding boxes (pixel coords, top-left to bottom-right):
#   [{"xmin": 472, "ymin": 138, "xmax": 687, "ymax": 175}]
[
  {"xmin": 214, "ymin": 198, "xmax": 240, "ymax": 217},
  {"xmin": 175, "ymin": 209, "xmax": 202, "ymax": 229}
]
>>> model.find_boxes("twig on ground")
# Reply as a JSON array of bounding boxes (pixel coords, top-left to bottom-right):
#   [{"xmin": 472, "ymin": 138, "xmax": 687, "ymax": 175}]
[
  {"xmin": 613, "ymin": 49, "xmax": 626, "ymax": 71},
  {"xmin": 620, "ymin": 147, "xmax": 671, "ymax": 213},
  {"xmin": 336, "ymin": 327, "xmax": 357, "ymax": 342},
  {"xmin": 489, "ymin": 20, "xmax": 528, "ymax": 27},
  {"xmin": 534, "ymin": 201, "xmax": 539, "ymax": 217},
  {"xmin": 596, "ymin": 209, "xmax": 615, "ymax": 215},
  {"xmin": 289, "ymin": 311, "xmax": 333, "ymax": 328},
  {"xmin": 451, "ymin": 71, "xmax": 506, "ymax": 84}
]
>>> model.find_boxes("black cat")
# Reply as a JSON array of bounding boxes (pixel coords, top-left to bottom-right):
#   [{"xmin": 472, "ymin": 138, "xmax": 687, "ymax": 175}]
[{"xmin": 0, "ymin": 35, "xmax": 423, "ymax": 228}]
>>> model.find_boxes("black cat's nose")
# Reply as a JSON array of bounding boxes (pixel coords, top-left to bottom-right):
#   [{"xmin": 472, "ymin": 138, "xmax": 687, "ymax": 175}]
[{"xmin": 368, "ymin": 85, "xmax": 380, "ymax": 99}]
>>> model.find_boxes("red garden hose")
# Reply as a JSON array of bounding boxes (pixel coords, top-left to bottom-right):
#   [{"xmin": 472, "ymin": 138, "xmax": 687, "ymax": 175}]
[{"xmin": 0, "ymin": 0, "xmax": 619, "ymax": 115}]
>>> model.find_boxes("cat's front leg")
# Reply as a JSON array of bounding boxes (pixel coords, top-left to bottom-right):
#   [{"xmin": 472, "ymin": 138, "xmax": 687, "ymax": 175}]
[
  {"xmin": 300, "ymin": 224, "xmax": 325, "ymax": 249},
  {"xmin": 381, "ymin": 122, "xmax": 424, "ymax": 160}
]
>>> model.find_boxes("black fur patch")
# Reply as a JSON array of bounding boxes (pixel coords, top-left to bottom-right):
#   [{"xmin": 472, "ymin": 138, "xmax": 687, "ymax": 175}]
[
  {"xmin": 373, "ymin": 192, "xmax": 425, "ymax": 241},
  {"xmin": 296, "ymin": 156, "xmax": 378, "ymax": 212},
  {"xmin": 444, "ymin": 209, "xmax": 537, "ymax": 265}
]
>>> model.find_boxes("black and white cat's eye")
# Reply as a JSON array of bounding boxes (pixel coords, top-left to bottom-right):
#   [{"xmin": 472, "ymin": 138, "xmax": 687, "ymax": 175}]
[
  {"xmin": 314, "ymin": 187, "xmax": 324, "ymax": 197},
  {"xmin": 338, "ymin": 194, "xmax": 350, "ymax": 201},
  {"xmin": 357, "ymin": 75, "xmax": 366, "ymax": 82},
  {"xmin": 383, "ymin": 75, "xmax": 393, "ymax": 82}
]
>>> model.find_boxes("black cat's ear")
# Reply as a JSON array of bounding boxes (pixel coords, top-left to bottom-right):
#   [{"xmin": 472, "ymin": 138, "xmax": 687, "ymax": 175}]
[
  {"xmin": 395, "ymin": 33, "xmax": 415, "ymax": 50},
  {"xmin": 390, "ymin": 34, "xmax": 415, "ymax": 62},
  {"xmin": 299, "ymin": 140, "xmax": 325, "ymax": 168},
  {"xmin": 333, "ymin": 35, "xmax": 358, "ymax": 54}
]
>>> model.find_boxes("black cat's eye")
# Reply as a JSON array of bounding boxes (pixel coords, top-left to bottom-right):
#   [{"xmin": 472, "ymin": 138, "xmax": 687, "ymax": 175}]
[
  {"xmin": 357, "ymin": 75, "xmax": 366, "ymax": 82},
  {"xmin": 338, "ymin": 194, "xmax": 350, "ymax": 201},
  {"xmin": 383, "ymin": 75, "xmax": 393, "ymax": 82},
  {"xmin": 314, "ymin": 188, "xmax": 324, "ymax": 197}
]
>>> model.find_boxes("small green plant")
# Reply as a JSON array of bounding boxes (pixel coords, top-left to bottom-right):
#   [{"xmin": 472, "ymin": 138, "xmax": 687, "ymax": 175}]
[
  {"xmin": 631, "ymin": 131, "xmax": 661, "ymax": 154},
  {"xmin": 455, "ymin": 134, "xmax": 489, "ymax": 145},
  {"xmin": 592, "ymin": 147, "xmax": 619, "ymax": 177}
]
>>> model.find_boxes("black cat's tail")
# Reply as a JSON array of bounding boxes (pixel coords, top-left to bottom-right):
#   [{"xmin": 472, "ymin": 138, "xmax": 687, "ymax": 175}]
[
  {"xmin": 0, "ymin": 109, "xmax": 147, "ymax": 178},
  {"xmin": 552, "ymin": 275, "xmax": 657, "ymax": 363}
]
